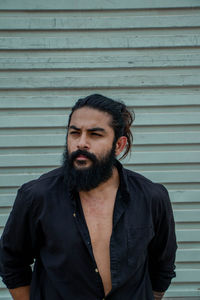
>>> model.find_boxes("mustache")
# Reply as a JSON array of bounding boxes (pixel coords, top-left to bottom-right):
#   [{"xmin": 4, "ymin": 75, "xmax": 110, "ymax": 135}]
[{"xmin": 69, "ymin": 149, "xmax": 97, "ymax": 163}]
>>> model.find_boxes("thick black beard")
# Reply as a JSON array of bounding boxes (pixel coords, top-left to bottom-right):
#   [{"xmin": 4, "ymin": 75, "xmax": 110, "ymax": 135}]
[{"xmin": 62, "ymin": 143, "xmax": 117, "ymax": 191}]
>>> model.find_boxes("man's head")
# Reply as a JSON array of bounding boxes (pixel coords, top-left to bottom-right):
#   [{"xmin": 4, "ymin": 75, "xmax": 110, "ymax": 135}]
[{"xmin": 63, "ymin": 94, "xmax": 134, "ymax": 191}]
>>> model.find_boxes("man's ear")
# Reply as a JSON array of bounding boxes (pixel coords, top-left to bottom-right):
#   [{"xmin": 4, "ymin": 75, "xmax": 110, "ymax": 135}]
[{"xmin": 115, "ymin": 136, "xmax": 127, "ymax": 156}]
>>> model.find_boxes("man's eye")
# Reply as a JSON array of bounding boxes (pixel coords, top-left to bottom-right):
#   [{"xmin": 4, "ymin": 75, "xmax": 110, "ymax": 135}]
[
  {"xmin": 70, "ymin": 131, "xmax": 79, "ymax": 135},
  {"xmin": 91, "ymin": 133, "xmax": 102, "ymax": 136}
]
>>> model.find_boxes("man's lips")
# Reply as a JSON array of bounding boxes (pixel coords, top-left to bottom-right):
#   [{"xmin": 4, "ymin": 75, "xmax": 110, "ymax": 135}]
[{"xmin": 76, "ymin": 155, "xmax": 88, "ymax": 160}]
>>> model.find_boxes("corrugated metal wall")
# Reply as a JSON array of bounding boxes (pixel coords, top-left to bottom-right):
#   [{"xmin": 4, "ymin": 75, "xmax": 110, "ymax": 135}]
[{"xmin": 0, "ymin": 1, "xmax": 200, "ymax": 299}]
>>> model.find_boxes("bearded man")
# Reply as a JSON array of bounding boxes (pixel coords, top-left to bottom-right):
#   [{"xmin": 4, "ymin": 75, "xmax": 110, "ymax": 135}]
[{"xmin": 0, "ymin": 94, "xmax": 177, "ymax": 300}]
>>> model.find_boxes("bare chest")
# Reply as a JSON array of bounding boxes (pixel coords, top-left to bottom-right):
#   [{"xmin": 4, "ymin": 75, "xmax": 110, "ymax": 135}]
[
  {"xmin": 81, "ymin": 201, "xmax": 114, "ymax": 295},
  {"xmin": 85, "ymin": 211, "xmax": 113, "ymax": 250}
]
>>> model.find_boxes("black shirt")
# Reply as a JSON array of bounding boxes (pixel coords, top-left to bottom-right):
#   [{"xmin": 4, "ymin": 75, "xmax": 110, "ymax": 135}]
[{"xmin": 0, "ymin": 161, "xmax": 177, "ymax": 300}]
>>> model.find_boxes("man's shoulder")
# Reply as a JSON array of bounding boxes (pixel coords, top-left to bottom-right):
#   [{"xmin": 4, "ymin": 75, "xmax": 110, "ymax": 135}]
[
  {"xmin": 124, "ymin": 167, "xmax": 150, "ymax": 182},
  {"xmin": 123, "ymin": 166, "xmax": 168, "ymax": 197},
  {"xmin": 123, "ymin": 167, "xmax": 171, "ymax": 216},
  {"xmin": 19, "ymin": 167, "xmax": 64, "ymax": 194},
  {"xmin": 124, "ymin": 167, "xmax": 154, "ymax": 186}
]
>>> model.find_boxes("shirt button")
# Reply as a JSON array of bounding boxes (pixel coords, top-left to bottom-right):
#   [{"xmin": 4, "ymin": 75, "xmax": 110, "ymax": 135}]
[
  {"xmin": 95, "ymin": 268, "xmax": 99, "ymax": 273},
  {"xmin": 73, "ymin": 213, "xmax": 76, "ymax": 217}
]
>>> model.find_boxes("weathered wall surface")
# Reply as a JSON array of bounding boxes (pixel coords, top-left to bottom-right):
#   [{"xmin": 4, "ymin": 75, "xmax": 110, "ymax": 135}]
[{"xmin": 0, "ymin": 1, "xmax": 200, "ymax": 298}]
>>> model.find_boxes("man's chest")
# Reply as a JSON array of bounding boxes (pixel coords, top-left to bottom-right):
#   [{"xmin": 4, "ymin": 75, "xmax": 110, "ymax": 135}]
[{"xmin": 80, "ymin": 199, "xmax": 115, "ymax": 294}]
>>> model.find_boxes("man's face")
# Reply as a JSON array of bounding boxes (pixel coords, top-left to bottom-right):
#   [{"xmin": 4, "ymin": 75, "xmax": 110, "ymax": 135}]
[
  {"xmin": 67, "ymin": 107, "xmax": 115, "ymax": 169},
  {"xmin": 64, "ymin": 107, "xmax": 117, "ymax": 191}
]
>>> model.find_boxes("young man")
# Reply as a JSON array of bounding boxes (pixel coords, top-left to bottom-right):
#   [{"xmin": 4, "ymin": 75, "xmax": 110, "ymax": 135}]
[{"xmin": 0, "ymin": 94, "xmax": 177, "ymax": 300}]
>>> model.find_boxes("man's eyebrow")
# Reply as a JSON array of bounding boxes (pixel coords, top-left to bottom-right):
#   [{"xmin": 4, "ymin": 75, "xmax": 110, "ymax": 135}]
[
  {"xmin": 87, "ymin": 127, "xmax": 105, "ymax": 132},
  {"xmin": 69, "ymin": 125, "xmax": 80, "ymax": 130},
  {"xmin": 68, "ymin": 125, "xmax": 106, "ymax": 132}
]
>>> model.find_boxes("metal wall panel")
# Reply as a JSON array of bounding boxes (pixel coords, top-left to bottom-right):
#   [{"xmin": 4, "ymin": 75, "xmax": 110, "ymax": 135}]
[{"xmin": 0, "ymin": 1, "xmax": 200, "ymax": 299}]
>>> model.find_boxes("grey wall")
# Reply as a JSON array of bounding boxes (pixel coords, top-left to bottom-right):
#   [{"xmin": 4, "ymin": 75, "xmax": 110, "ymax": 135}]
[{"xmin": 0, "ymin": 1, "xmax": 200, "ymax": 298}]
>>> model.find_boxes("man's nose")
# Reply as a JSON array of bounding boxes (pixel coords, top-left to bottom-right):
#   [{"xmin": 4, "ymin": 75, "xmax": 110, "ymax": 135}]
[{"xmin": 77, "ymin": 134, "xmax": 89, "ymax": 150}]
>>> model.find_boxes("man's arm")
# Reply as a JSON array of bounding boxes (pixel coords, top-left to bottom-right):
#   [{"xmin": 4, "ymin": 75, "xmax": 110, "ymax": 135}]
[
  {"xmin": 0, "ymin": 188, "xmax": 36, "ymax": 292},
  {"xmin": 153, "ymin": 290, "xmax": 165, "ymax": 300},
  {"xmin": 9, "ymin": 286, "xmax": 30, "ymax": 300},
  {"xmin": 148, "ymin": 184, "xmax": 177, "ymax": 293}
]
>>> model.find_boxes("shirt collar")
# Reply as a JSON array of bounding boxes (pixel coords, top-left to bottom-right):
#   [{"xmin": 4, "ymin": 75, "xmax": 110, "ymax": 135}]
[{"xmin": 114, "ymin": 159, "xmax": 131, "ymax": 203}]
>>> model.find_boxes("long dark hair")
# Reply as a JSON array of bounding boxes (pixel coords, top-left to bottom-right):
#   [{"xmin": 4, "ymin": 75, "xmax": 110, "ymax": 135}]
[{"xmin": 67, "ymin": 94, "xmax": 134, "ymax": 159}]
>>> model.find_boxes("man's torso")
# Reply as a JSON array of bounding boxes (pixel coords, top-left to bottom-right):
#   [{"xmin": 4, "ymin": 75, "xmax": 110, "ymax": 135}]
[{"xmin": 80, "ymin": 187, "xmax": 118, "ymax": 295}]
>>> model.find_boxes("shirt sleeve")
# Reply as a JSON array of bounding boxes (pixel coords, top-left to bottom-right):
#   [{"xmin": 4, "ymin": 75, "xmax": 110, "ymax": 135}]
[
  {"xmin": 148, "ymin": 184, "xmax": 177, "ymax": 292},
  {"xmin": 0, "ymin": 187, "xmax": 37, "ymax": 289}
]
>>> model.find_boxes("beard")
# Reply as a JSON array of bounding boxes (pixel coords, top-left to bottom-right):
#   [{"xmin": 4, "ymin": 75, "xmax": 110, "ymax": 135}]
[{"xmin": 62, "ymin": 142, "xmax": 117, "ymax": 191}]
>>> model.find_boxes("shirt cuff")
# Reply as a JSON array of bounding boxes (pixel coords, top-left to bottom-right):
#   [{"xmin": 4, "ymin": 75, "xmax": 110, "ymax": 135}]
[
  {"xmin": 151, "ymin": 271, "xmax": 176, "ymax": 292},
  {"xmin": 2, "ymin": 268, "xmax": 32, "ymax": 289}
]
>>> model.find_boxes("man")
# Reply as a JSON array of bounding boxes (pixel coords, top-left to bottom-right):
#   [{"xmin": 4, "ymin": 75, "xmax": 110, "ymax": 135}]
[{"xmin": 0, "ymin": 94, "xmax": 177, "ymax": 300}]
